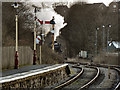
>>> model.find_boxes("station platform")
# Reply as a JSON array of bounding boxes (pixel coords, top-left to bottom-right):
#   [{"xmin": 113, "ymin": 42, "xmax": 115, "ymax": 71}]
[
  {"xmin": 0, "ymin": 64, "xmax": 69, "ymax": 85},
  {"xmin": 1, "ymin": 64, "xmax": 52, "ymax": 77}
]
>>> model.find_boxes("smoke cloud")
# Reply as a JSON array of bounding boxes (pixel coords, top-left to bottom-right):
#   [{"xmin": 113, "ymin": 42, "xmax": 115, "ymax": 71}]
[
  {"xmin": 21, "ymin": 1, "xmax": 68, "ymax": 40},
  {"xmin": 20, "ymin": 0, "xmax": 89, "ymax": 40},
  {"xmin": 21, "ymin": 0, "xmax": 113, "ymax": 40}
]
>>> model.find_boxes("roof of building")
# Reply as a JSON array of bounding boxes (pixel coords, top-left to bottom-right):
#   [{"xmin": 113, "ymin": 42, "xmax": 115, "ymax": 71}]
[{"xmin": 109, "ymin": 41, "xmax": 120, "ymax": 49}]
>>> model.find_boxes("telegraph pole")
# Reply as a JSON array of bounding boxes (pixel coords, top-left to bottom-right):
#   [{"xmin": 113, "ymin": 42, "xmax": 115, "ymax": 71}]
[
  {"xmin": 33, "ymin": 7, "xmax": 37, "ymax": 65},
  {"xmin": 12, "ymin": 2, "xmax": 20, "ymax": 69}
]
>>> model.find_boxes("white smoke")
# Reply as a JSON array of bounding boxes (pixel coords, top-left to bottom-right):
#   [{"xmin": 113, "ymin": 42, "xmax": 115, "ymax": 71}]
[
  {"xmin": 21, "ymin": 0, "xmax": 112, "ymax": 40},
  {"xmin": 21, "ymin": 1, "xmax": 68, "ymax": 40},
  {"xmin": 36, "ymin": 8, "xmax": 67, "ymax": 40}
]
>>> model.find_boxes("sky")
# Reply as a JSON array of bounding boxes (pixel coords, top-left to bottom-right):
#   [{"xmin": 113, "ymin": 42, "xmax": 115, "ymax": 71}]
[
  {"xmin": 21, "ymin": 0, "xmax": 117, "ymax": 6},
  {"xmin": 21, "ymin": 0, "xmax": 118, "ymax": 41},
  {"xmin": 22, "ymin": 1, "xmax": 67, "ymax": 40},
  {"xmin": 87, "ymin": 0, "xmax": 116, "ymax": 6}
]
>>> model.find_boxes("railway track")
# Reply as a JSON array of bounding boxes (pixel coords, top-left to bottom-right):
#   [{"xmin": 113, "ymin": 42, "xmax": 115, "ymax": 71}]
[
  {"xmin": 53, "ymin": 65, "xmax": 100, "ymax": 90},
  {"xmin": 93, "ymin": 64, "xmax": 120, "ymax": 90},
  {"xmin": 113, "ymin": 68, "xmax": 120, "ymax": 90},
  {"xmin": 66, "ymin": 61, "xmax": 120, "ymax": 90}
]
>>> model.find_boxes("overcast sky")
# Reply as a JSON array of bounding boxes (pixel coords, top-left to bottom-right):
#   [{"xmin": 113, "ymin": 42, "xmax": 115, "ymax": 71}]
[
  {"xmin": 21, "ymin": 0, "xmax": 118, "ymax": 6},
  {"xmin": 70, "ymin": 0, "xmax": 116, "ymax": 6},
  {"xmin": 21, "ymin": 0, "xmax": 118, "ymax": 40},
  {"xmin": 87, "ymin": 0, "xmax": 116, "ymax": 6}
]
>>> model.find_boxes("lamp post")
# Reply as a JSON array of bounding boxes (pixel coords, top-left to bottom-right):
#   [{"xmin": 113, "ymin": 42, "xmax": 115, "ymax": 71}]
[
  {"xmin": 50, "ymin": 16, "xmax": 55, "ymax": 50},
  {"xmin": 33, "ymin": 7, "xmax": 37, "ymax": 65},
  {"xmin": 12, "ymin": 2, "xmax": 20, "ymax": 69},
  {"xmin": 102, "ymin": 25, "xmax": 105, "ymax": 52},
  {"xmin": 107, "ymin": 24, "xmax": 111, "ymax": 79},
  {"xmin": 107, "ymin": 24, "xmax": 111, "ymax": 53},
  {"xmin": 95, "ymin": 27, "xmax": 99, "ymax": 55}
]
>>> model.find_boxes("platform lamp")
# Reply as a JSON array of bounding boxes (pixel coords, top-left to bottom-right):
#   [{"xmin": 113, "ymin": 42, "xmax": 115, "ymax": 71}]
[
  {"xmin": 33, "ymin": 7, "xmax": 37, "ymax": 65},
  {"xmin": 107, "ymin": 24, "xmax": 111, "ymax": 79},
  {"xmin": 11, "ymin": 2, "xmax": 20, "ymax": 69}
]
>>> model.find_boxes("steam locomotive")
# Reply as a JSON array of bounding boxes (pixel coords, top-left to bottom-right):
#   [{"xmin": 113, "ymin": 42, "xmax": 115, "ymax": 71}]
[{"xmin": 49, "ymin": 41, "xmax": 62, "ymax": 53}]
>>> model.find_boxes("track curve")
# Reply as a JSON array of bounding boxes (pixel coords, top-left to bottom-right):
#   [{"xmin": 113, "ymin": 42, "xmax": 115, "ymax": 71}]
[{"xmin": 53, "ymin": 65, "xmax": 100, "ymax": 90}]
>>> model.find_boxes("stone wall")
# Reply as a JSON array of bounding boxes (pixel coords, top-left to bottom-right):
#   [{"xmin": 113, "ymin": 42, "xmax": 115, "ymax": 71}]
[{"xmin": 1, "ymin": 65, "xmax": 70, "ymax": 89}]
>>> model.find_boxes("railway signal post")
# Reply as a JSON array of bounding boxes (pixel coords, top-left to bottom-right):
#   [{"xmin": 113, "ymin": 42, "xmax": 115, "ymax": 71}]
[
  {"xmin": 12, "ymin": 2, "xmax": 20, "ymax": 69},
  {"xmin": 50, "ymin": 16, "xmax": 55, "ymax": 50},
  {"xmin": 35, "ymin": 16, "xmax": 55, "ymax": 51},
  {"xmin": 36, "ymin": 34, "xmax": 42, "ymax": 64},
  {"xmin": 40, "ymin": 32, "xmax": 43, "ymax": 64},
  {"xmin": 35, "ymin": 16, "xmax": 55, "ymax": 64}
]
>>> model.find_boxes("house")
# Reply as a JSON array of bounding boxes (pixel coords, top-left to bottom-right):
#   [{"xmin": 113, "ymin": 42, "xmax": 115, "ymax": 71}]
[
  {"xmin": 93, "ymin": 3, "xmax": 107, "ymax": 10},
  {"xmin": 108, "ymin": 41, "xmax": 120, "ymax": 52},
  {"xmin": 109, "ymin": 1, "xmax": 118, "ymax": 13}
]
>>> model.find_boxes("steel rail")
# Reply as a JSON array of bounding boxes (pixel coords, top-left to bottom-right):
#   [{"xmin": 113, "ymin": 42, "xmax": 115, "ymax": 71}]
[
  {"xmin": 113, "ymin": 68, "xmax": 120, "ymax": 90},
  {"xmin": 53, "ymin": 65, "xmax": 100, "ymax": 90},
  {"xmin": 66, "ymin": 61, "xmax": 119, "ymax": 89},
  {"xmin": 53, "ymin": 66, "xmax": 84, "ymax": 90},
  {"xmin": 79, "ymin": 66, "xmax": 100, "ymax": 89}
]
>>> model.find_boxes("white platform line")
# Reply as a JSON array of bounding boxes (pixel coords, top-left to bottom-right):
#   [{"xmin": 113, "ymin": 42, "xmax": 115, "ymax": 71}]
[{"xmin": 0, "ymin": 64, "xmax": 68, "ymax": 84}]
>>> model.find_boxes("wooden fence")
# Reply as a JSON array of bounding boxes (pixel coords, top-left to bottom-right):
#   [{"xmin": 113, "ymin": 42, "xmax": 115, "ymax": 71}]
[{"xmin": 2, "ymin": 46, "xmax": 33, "ymax": 69}]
